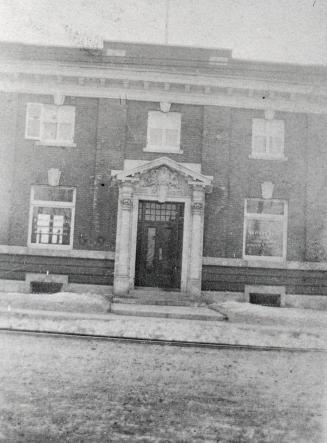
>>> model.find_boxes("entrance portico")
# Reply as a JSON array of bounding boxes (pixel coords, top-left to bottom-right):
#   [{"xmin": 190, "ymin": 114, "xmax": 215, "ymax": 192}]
[{"xmin": 112, "ymin": 157, "xmax": 213, "ymax": 297}]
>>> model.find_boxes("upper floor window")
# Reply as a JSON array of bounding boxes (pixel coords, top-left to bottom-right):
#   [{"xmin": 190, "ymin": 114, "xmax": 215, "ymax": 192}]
[
  {"xmin": 251, "ymin": 118, "xmax": 285, "ymax": 160},
  {"xmin": 25, "ymin": 103, "xmax": 76, "ymax": 147},
  {"xmin": 28, "ymin": 185, "xmax": 76, "ymax": 249},
  {"xmin": 144, "ymin": 111, "xmax": 182, "ymax": 153},
  {"xmin": 243, "ymin": 198, "xmax": 287, "ymax": 260}
]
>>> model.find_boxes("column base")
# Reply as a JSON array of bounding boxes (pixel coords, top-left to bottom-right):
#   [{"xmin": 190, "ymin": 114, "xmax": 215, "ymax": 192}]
[
  {"xmin": 113, "ymin": 275, "xmax": 130, "ymax": 297},
  {"xmin": 188, "ymin": 278, "xmax": 202, "ymax": 297}
]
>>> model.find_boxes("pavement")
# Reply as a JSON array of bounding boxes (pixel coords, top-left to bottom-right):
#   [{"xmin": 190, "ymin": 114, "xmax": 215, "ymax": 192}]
[{"xmin": 0, "ymin": 291, "xmax": 326, "ymax": 351}]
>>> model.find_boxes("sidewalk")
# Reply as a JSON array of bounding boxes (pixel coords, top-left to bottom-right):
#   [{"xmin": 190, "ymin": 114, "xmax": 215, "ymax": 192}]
[{"xmin": 0, "ymin": 292, "xmax": 326, "ymax": 350}]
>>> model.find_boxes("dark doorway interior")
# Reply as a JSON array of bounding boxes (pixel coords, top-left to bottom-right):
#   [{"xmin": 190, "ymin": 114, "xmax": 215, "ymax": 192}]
[{"xmin": 135, "ymin": 200, "xmax": 184, "ymax": 289}]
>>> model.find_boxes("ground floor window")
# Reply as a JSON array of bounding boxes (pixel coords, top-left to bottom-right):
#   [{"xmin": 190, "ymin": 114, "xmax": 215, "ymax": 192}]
[
  {"xmin": 243, "ymin": 198, "xmax": 287, "ymax": 260},
  {"xmin": 28, "ymin": 185, "xmax": 76, "ymax": 248}
]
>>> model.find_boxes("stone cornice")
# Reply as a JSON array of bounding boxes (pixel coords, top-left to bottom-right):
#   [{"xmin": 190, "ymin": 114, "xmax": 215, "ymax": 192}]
[{"xmin": 0, "ymin": 59, "xmax": 327, "ymax": 114}]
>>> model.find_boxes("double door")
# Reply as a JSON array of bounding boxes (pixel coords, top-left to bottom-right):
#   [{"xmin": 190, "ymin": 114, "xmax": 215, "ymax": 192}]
[{"xmin": 135, "ymin": 201, "xmax": 184, "ymax": 289}]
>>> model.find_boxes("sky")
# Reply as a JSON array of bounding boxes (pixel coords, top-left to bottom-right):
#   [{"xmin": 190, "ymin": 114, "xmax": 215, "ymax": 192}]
[{"xmin": 0, "ymin": 0, "xmax": 326, "ymax": 65}]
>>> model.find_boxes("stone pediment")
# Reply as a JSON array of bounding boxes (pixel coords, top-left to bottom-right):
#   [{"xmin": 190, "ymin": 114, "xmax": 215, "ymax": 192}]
[{"xmin": 113, "ymin": 157, "xmax": 213, "ymax": 193}]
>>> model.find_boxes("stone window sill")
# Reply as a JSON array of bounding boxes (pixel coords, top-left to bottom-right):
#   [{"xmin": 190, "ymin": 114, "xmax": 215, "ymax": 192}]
[
  {"xmin": 249, "ymin": 154, "xmax": 287, "ymax": 161},
  {"xmin": 36, "ymin": 141, "xmax": 77, "ymax": 148},
  {"xmin": 143, "ymin": 146, "xmax": 183, "ymax": 154}
]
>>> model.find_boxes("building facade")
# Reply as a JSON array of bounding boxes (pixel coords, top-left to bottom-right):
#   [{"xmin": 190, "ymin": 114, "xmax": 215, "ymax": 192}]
[{"xmin": 1, "ymin": 41, "xmax": 327, "ymax": 307}]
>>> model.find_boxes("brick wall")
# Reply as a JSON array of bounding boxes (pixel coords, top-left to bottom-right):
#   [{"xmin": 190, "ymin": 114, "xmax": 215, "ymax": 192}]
[
  {"xmin": 202, "ymin": 106, "xmax": 231, "ymax": 257},
  {"xmin": 93, "ymin": 98, "xmax": 126, "ymax": 250},
  {"xmin": 0, "ymin": 253, "xmax": 114, "ymax": 286},
  {"xmin": 202, "ymin": 106, "xmax": 308, "ymax": 261},
  {"xmin": 3, "ymin": 93, "xmax": 327, "ymax": 270},
  {"xmin": 202, "ymin": 265, "xmax": 327, "ymax": 295},
  {"xmin": 7, "ymin": 94, "xmax": 98, "ymax": 248},
  {"xmin": 0, "ymin": 92, "xmax": 17, "ymax": 244},
  {"xmin": 306, "ymin": 114, "xmax": 327, "ymax": 261}
]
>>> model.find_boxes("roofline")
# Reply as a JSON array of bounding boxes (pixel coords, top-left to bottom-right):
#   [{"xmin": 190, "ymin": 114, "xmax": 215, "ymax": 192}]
[
  {"xmin": 0, "ymin": 39, "xmax": 103, "ymax": 51},
  {"xmin": 232, "ymin": 55, "xmax": 327, "ymax": 70},
  {"xmin": 1, "ymin": 39, "xmax": 327, "ymax": 71}
]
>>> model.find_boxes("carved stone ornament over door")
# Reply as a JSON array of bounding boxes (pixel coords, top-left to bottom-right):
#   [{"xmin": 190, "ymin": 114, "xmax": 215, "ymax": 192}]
[{"xmin": 138, "ymin": 166, "xmax": 185, "ymax": 202}]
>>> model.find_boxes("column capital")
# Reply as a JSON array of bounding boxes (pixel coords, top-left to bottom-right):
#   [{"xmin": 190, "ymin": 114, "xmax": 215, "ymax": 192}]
[
  {"xmin": 121, "ymin": 181, "xmax": 134, "ymax": 194},
  {"xmin": 190, "ymin": 182, "xmax": 206, "ymax": 193},
  {"xmin": 191, "ymin": 201, "xmax": 204, "ymax": 213},
  {"xmin": 120, "ymin": 198, "xmax": 133, "ymax": 210}
]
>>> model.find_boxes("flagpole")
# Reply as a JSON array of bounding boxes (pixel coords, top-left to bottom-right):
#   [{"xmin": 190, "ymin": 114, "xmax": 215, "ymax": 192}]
[{"xmin": 164, "ymin": 0, "xmax": 170, "ymax": 44}]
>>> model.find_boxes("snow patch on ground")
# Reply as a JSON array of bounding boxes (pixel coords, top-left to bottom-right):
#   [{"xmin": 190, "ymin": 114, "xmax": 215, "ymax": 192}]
[
  {"xmin": 0, "ymin": 291, "xmax": 110, "ymax": 314},
  {"xmin": 211, "ymin": 301, "xmax": 327, "ymax": 329}
]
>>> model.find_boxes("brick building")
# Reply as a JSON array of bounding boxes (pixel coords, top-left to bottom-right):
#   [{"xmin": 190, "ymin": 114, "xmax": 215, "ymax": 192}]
[{"xmin": 0, "ymin": 40, "xmax": 327, "ymax": 307}]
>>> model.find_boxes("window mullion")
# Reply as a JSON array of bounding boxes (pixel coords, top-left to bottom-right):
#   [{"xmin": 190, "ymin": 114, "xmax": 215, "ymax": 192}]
[{"xmin": 162, "ymin": 126, "xmax": 167, "ymax": 147}]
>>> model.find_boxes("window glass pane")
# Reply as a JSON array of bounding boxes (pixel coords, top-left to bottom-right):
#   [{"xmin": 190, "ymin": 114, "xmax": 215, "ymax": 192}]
[
  {"xmin": 27, "ymin": 119, "xmax": 41, "ymax": 138},
  {"xmin": 252, "ymin": 119, "xmax": 266, "ymax": 136},
  {"xmin": 148, "ymin": 128, "xmax": 163, "ymax": 146},
  {"xmin": 33, "ymin": 186, "xmax": 74, "ymax": 203},
  {"xmin": 57, "ymin": 123, "xmax": 73, "ymax": 141},
  {"xmin": 26, "ymin": 103, "xmax": 42, "ymax": 139},
  {"xmin": 43, "ymin": 122, "xmax": 57, "ymax": 140},
  {"xmin": 147, "ymin": 111, "xmax": 163, "ymax": 128},
  {"xmin": 164, "ymin": 112, "xmax": 181, "ymax": 129},
  {"xmin": 165, "ymin": 128, "xmax": 179, "ymax": 147},
  {"xmin": 52, "ymin": 215, "xmax": 64, "ymax": 244},
  {"xmin": 43, "ymin": 105, "xmax": 58, "ymax": 122},
  {"xmin": 246, "ymin": 200, "xmax": 284, "ymax": 215},
  {"xmin": 245, "ymin": 218, "xmax": 283, "ymax": 257},
  {"xmin": 252, "ymin": 136, "xmax": 266, "ymax": 154},
  {"xmin": 146, "ymin": 227, "xmax": 156, "ymax": 268},
  {"xmin": 31, "ymin": 207, "xmax": 72, "ymax": 245},
  {"xmin": 269, "ymin": 136, "xmax": 283, "ymax": 156},
  {"xmin": 147, "ymin": 111, "xmax": 181, "ymax": 150},
  {"xmin": 35, "ymin": 213, "xmax": 50, "ymax": 244},
  {"xmin": 58, "ymin": 106, "xmax": 74, "ymax": 122}
]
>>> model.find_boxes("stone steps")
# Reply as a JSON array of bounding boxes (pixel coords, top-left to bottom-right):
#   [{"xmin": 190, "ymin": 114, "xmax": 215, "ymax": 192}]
[
  {"xmin": 110, "ymin": 303, "xmax": 226, "ymax": 322},
  {"xmin": 113, "ymin": 288, "xmax": 204, "ymax": 307}
]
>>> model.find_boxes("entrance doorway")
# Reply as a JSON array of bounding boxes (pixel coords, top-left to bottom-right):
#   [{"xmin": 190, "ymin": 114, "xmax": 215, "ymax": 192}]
[{"xmin": 135, "ymin": 200, "xmax": 184, "ymax": 289}]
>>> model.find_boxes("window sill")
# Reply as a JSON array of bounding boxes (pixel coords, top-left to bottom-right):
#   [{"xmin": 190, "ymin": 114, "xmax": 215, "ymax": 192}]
[
  {"xmin": 143, "ymin": 146, "xmax": 183, "ymax": 154},
  {"xmin": 28, "ymin": 243, "xmax": 73, "ymax": 251},
  {"xmin": 249, "ymin": 154, "xmax": 287, "ymax": 161},
  {"xmin": 36, "ymin": 141, "xmax": 77, "ymax": 148},
  {"xmin": 243, "ymin": 255, "xmax": 286, "ymax": 263}
]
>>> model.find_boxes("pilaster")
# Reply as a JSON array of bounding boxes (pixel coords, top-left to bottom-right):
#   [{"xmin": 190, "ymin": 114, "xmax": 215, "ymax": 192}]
[
  {"xmin": 188, "ymin": 185, "xmax": 206, "ymax": 297},
  {"xmin": 113, "ymin": 182, "xmax": 134, "ymax": 296}
]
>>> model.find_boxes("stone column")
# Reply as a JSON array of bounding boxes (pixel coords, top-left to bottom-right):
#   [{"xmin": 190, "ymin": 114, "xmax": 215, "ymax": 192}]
[
  {"xmin": 113, "ymin": 182, "xmax": 133, "ymax": 296},
  {"xmin": 188, "ymin": 185, "xmax": 205, "ymax": 297}
]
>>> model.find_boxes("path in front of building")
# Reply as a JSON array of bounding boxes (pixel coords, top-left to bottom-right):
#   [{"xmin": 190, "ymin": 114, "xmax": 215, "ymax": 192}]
[
  {"xmin": 0, "ymin": 291, "xmax": 326, "ymax": 350},
  {"xmin": 0, "ymin": 331, "xmax": 326, "ymax": 442}
]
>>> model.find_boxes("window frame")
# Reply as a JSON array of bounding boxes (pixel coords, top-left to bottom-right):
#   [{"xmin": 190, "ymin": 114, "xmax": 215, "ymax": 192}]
[
  {"xmin": 242, "ymin": 198, "xmax": 288, "ymax": 261},
  {"xmin": 25, "ymin": 103, "xmax": 76, "ymax": 147},
  {"xmin": 144, "ymin": 111, "xmax": 182, "ymax": 154},
  {"xmin": 250, "ymin": 118, "xmax": 286, "ymax": 160},
  {"xmin": 28, "ymin": 185, "xmax": 76, "ymax": 250}
]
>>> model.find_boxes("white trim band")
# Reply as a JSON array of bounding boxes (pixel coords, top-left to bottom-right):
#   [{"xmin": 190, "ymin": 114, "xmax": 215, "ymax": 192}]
[
  {"xmin": 0, "ymin": 245, "xmax": 115, "ymax": 260},
  {"xmin": 203, "ymin": 256, "xmax": 327, "ymax": 271}
]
